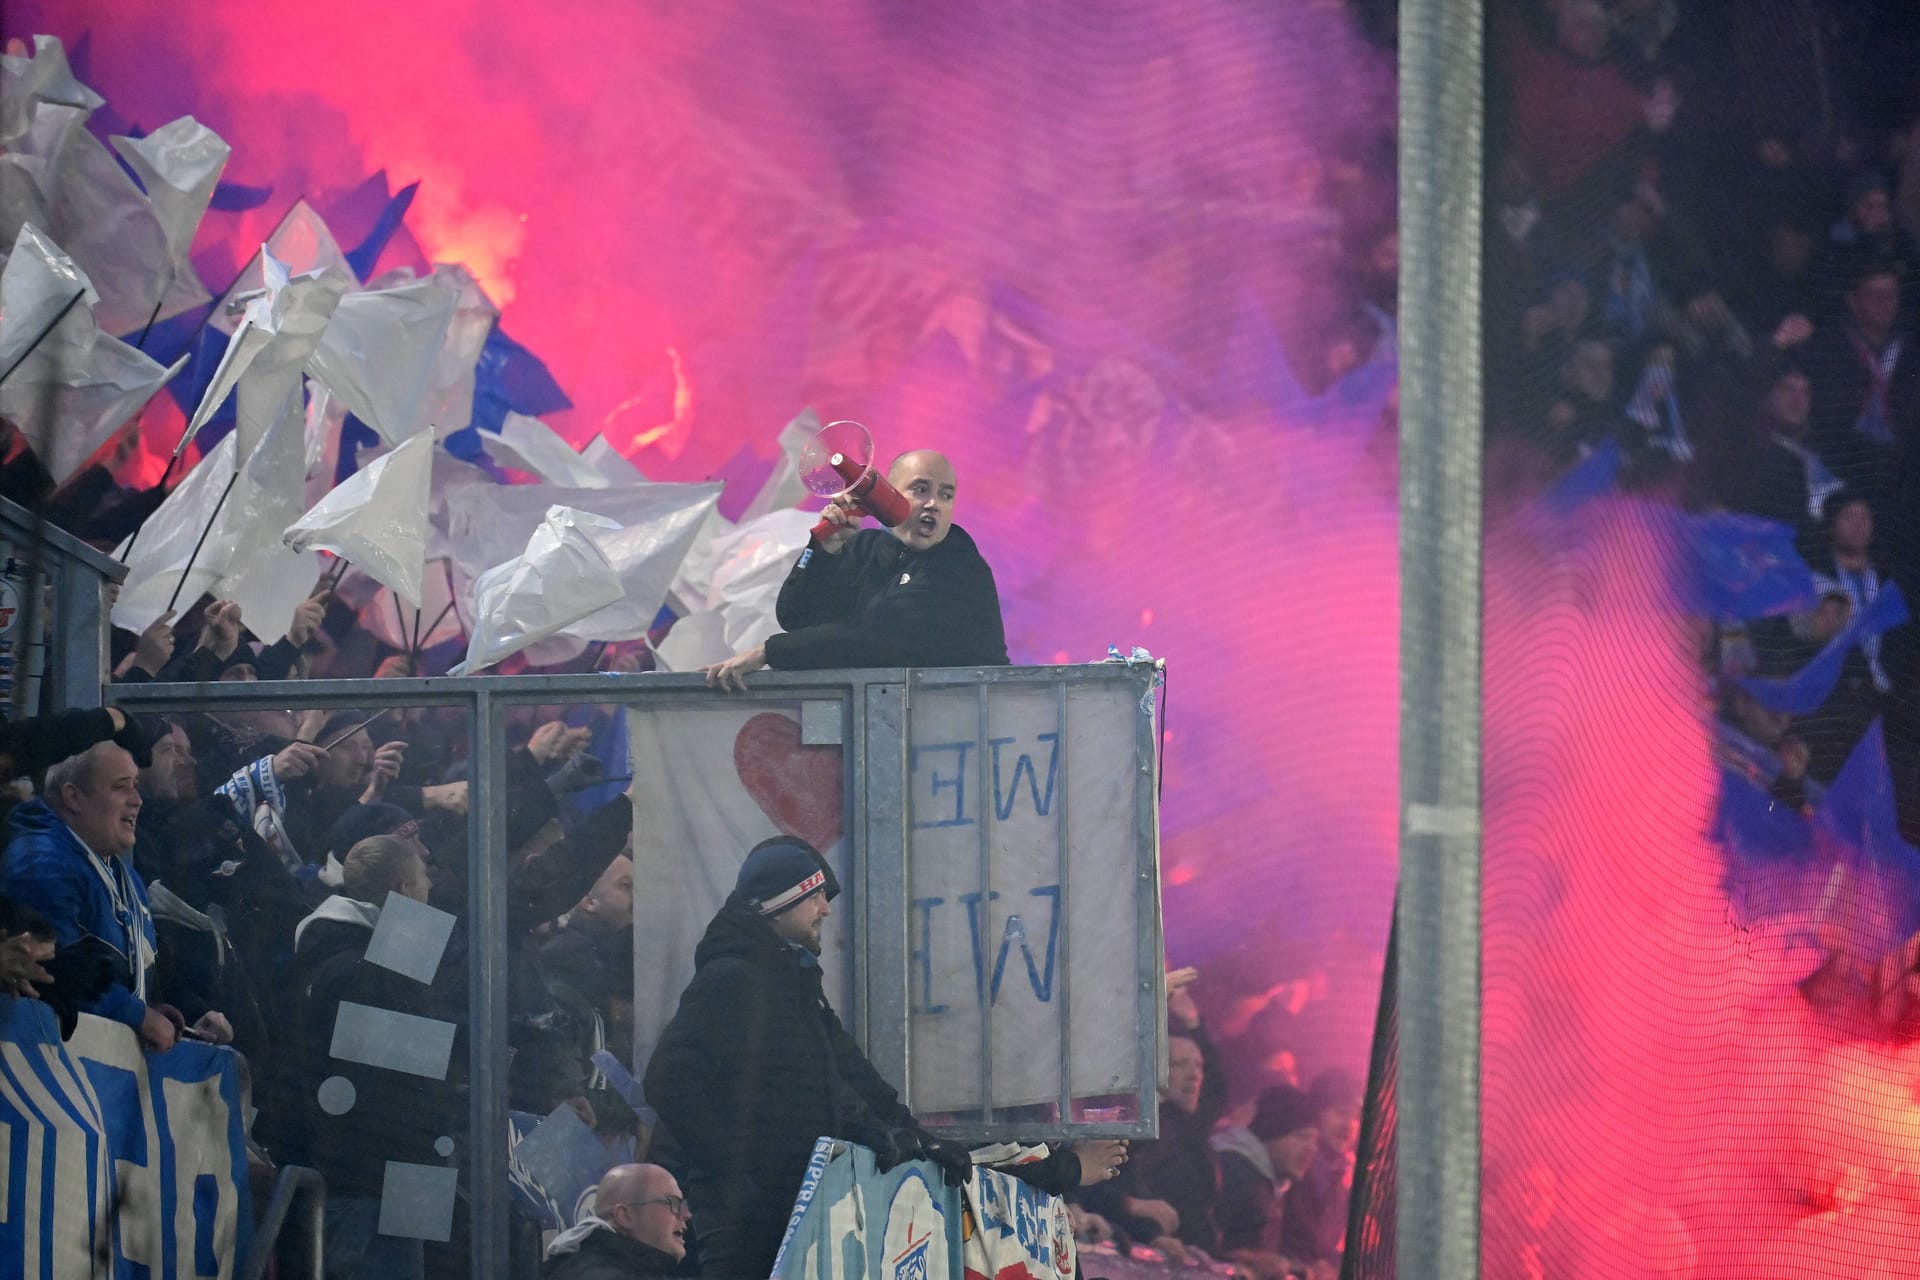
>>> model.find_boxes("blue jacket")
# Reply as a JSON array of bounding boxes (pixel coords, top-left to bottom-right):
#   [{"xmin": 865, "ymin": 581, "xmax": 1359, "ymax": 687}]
[{"xmin": 0, "ymin": 800, "xmax": 156, "ymax": 1029}]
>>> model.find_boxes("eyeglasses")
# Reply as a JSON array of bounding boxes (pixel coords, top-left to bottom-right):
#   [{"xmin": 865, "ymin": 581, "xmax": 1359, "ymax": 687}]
[{"xmin": 627, "ymin": 1195, "xmax": 689, "ymax": 1217}]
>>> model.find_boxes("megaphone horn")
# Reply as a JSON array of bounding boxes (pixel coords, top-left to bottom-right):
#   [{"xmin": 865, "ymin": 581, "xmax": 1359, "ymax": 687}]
[{"xmin": 798, "ymin": 420, "xmax": 911, "ymax": 542}]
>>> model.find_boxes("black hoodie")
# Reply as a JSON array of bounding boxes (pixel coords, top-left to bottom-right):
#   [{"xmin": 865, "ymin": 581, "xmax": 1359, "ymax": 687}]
[
  {"xmin": 642, "ymin": 898, "xmax": 915, "ymax": 1223},
  {"xmin": 765, "ymin": 524, "xmax": 1008, "ymax": 669}
]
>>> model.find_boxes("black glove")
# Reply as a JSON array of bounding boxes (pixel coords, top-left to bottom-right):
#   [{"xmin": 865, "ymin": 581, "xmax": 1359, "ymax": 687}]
[
  {"xmin": 920, "ymin": 1136, "xmax": 974, "ymax": 1188},
  {"xmin": 862, "ymin": 1125, "xmax": 925, "ymax": 1173},
  {"xmin": 545, "ymin": 751, "xmax": 606, "ymax": 799}
]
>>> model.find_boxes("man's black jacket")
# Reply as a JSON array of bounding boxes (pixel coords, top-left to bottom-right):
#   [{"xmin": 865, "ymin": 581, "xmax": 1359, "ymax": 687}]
[
  {"xmin": 643, "ymin": 898, "xmax": 915, "ymax": 1221},
  {"xmin": 767, "ymin": 525, "xmax": 1008, "ymax": 669}
]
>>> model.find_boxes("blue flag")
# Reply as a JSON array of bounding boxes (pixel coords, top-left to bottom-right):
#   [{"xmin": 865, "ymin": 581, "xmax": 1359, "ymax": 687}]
[
  {"xmin": 1738, "ymin": 582, "xmax": 1910, "ymax": 714},
  {"xmin": 1683, "ymin": 512, "xmax": 1818, "ymax": 622},
  {"xmin": 1715, "ymin": 767, "xmax": 1815, "ymax": 863}
]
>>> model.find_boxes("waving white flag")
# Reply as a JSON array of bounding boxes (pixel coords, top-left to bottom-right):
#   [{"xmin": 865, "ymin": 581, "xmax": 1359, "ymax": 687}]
[
  {"xmin": 451, "ymin": 506, "xmax": 624, "ymax": 675},
  {"xmin": 306, "ymin": 275, "xmax": 457, "ymax": 444},
  {"xmin": 445, "ymin": 480, "xmax": 721, "ymax": 642},
  {"xmin": 283, "ymin": 430, "xmax": 434, "ymax": 606},
  {"xmin": 0, "ymin": 224, "xmax": 182, "ymax": 482}
]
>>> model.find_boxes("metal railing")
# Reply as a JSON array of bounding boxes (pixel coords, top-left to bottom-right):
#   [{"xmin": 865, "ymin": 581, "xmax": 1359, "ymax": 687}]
[
  {"xmin": 240, "ymin": 1166, "xmax": 327, "ymax": 1280},
  {"xmin": 107, "ymin": 661, "xmax": 1165, "ymax": 1273}
]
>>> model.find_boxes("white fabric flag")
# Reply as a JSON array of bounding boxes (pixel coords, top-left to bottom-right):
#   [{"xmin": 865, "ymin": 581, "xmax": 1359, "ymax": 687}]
[
  {"xmin": 283, "ymin": 430, "xmax": 434, "ymax": 607},
  {"xmin": 735, "ymin": 406, "xmax": 818, "ymax": 523},
  {"xmin": 0, "ymin": 220, "xmax": 91, "ymax": 372},
  {"xmin": 580, "ymin": 434, "xmax": 645, "ymax": 484},
  {"xmin": 306, "ymin": 276, "xmax": 457, "ymax": 445},
  {"xmin": 487, "ymin": 413, "xmax": 607, "ymax": 488},
  {"xmin": 652, "ymin": 508, "xmax": 814, "ymax": 669},
  {"xmin": 112, "ymin": 433, "xmax": 240, "ymax": 632},
  {"xmin": 209, "ymin": 383, "xmax": 323, "ymax": 642},
  {"xmin": 451, "ymin": 506, "xmax": 624, "ymax": 675},
  {"xmin": 0, "ymin": 224, "xmax": 181, "ymax": 482},
  {"xmin": 207, "ymin": 201, "xmax": 357, "ymax": 340},
  {"xmin": 445, "ymin": 480, "xmax": 721, "ymax": 642},
  {"xmin": 0, "ymin": 36, "xmax": 103, "ymax": 146},
  {"xmin": 189, "ymin": 249, "xmax": 349, "ymax": 460},
  {"xmin": 109, "ymin": 117, "xmax": 230, "ymax": 325},
  {"xmin": 419, "ymin": 263, "xmax": 497, "ymax": 440},
  {"xmin": 3, "ymin": 101, "xmax": 176, "ymax": 335}
]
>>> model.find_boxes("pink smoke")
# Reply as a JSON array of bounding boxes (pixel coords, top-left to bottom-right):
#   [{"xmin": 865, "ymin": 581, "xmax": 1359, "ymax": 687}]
[{"xmin": 7, "ymin": 1, "xmax": 1401, "ymax": 1086}]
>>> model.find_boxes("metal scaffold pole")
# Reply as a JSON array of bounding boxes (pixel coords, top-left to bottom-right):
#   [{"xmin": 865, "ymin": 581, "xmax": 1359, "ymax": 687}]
[{"xmin": 1397, "ymin": 0, "xmax": 1485, "ymax": 1275}]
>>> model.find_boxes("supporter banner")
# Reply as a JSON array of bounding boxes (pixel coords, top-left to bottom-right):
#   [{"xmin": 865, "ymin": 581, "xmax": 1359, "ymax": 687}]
[
  {"xmin": 626, "ymin": 684, "xmax": 1150, "ymax": 1115},
  {"xmin": 771, "ymin": 1138, "xmax": 1075, "ymax": 1280},
  {"xmin": 0, "ymin": 999, "xmax": 252, "ymax": 1280}
]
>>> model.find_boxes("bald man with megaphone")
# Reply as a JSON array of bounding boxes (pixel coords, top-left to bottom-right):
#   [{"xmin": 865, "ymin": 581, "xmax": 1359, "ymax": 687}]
[{"xmin": 702, "ymin": 449, "xmax": 1009, "ymax": 690}]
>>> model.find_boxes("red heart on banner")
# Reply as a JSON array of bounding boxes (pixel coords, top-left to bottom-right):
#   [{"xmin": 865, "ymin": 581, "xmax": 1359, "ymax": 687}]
[{"xmin": 734, "ymin": 711, "xmax": 846, "ymax": 851}]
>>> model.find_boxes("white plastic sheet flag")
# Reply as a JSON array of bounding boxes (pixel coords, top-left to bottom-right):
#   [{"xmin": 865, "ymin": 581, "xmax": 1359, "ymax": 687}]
[
  {"xmin": 704, "ymin": 508, "xmax": 816, "ymax": 651},
  {"xmin": 0, "ymin": 221, "xmax": 91, "ymax": 373},
  {"xmin": 445, "ymin": 480, "xmax": 721, "ymax": 642},
  {"xmin": 0, "ymin": 36, "xmax": 103, "ymax": 146},
  {"xmin": 736, "ymin": 406, "xmax": 819, "ymax": 523},
  {"xmin": 210, "ymin": 383, "xmax": 323, "ymax": 642},
  {"xmin": 0, "ymin": 99, "xmax": 175, "ymax": 335},
  {"xmin": 284, "ymin": 430, "xmax": 434, "ymax": 607},
  {"xmin": 651, "ymin": 609, "xmax": 732, "ymax": 672},
  {"xmin": 487, "ymin": 412, "xmax": 606, "ymax": 488},
  {"xmin": 581, "ymin": 434, "xmax": 645, "ymax": 484},
  {"xmin": 110, "ymin": 117, "xmax": 230, "ymax": 325},
  {"xmin": 307, "ymin": 275, "xmax": 458, "ymax": 445},
  {"xmin": 419, "ymin": 263, "xmax": 497, "ymax": 440},
  {"xmin": 451, "ymin": 505, "xmax": 625, "ymax": 675},
  {"xmin": 113, "ymin": 433, "xmax": 242, "ymax": 632},
  {"xmin": 0, "ymin": 224, "xmax": 182, "ymax": 482},
  {"xmin": 188, "ymin": 248, "xmax": 350, "ymax": 459},
  {"xmin": 209, "ymin": 200, "xmax": 357, "ymax": 340}
]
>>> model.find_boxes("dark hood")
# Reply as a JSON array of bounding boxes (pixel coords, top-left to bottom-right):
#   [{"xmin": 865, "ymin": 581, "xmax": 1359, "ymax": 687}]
[{"xmin": 692, "ymin": 897, "xmax": 796, "ymax": 972}]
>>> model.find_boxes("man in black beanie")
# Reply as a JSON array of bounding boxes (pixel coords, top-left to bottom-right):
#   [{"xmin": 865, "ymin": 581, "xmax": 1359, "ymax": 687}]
[
  {"xmin": 643, "ymin": 835, "xmax": 971, "ymax": 1277},
  {"xmin": 1211, "ymin": 1083, "xmax": 1326, "ymax": 1279}
]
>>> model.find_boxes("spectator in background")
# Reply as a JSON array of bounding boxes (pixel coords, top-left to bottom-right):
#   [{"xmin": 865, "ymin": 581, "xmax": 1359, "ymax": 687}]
[
  {"xmin": 133, "ymin": 720, "xmax": 264, "ymax": 1065},
  {"xmin": 1544, "ymin": 339, "xmax": 1626, "ymax": 468},
  {"xmin": 541, "ymin": 1163, "xmax": 690, "ymax": 1278},
  {"xmin": 1712, "ymin": 365, "xmax": 1846, "ymax": 535},
  {"xmin": 1281, "ymin": 1069, "xmax": 1363, "ymax": 1274},
  {"xmin": 1211, "ymin": 1084, "xmax": 1326, "ymax": 1280},
  {"xmin": 1815, "ymin": 171, "xmax": 1920, "ymax": 312},
  {"xmin": 1503, "ymin": 0, "xmax": 1661, "ymax": 202},
  {"xmin": 1077, "ymin": 967, "xmax": 1225, "ymax": 1261},
  {"xmin": 288, "ymin": 834, "xmax": 449, "ymax": 1280},
  {"xmin": 538, "ymin": 854, "xmax": 637, "ymax": 1066},
  {"xmin": 1728, "ymin": 209, "xmax": 1820, "ymax": 337},
  {"xmin": 1780, "ymin": 493, "xmax": 1900, "ymax": 780},
  {"xmin": 1809, "ymin": 264, "xmax": 1918, "ymax": 496}
]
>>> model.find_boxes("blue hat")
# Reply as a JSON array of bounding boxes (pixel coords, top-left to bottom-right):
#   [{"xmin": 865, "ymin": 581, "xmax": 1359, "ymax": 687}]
[{"xmin": 735, "ymin": 836, "xmax": 840, "ymax": 916}]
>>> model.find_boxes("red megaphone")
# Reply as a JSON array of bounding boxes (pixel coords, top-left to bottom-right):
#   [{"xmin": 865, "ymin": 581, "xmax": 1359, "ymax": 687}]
[{"xmin": 800, "ymin": 420, "xmax": 910, "ymax": 542}]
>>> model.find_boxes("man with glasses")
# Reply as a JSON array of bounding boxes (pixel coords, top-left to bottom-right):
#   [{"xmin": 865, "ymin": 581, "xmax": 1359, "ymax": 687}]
[{"xmin": 542, "ymin": 1163, "xmax": 691, "ymax": 1277}]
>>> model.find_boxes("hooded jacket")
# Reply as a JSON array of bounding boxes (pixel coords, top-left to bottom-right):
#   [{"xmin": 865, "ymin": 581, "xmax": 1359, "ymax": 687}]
[
  {"xmin": 643, "ymin": 898, "xmax": 916, "ymax": 1221},
  {"xmin": 1211, "ymin": 1126, "xmax": 1286, "ymax": 1254},
  {"xmin": 766, "ymin": 524, "xmax": 1008, "ymax": 669},
  {"xmin": 541, "ymin": 1217, "xmax": 679, "ymax": 1279},
  {"xmin": 0, "ymin": 800, "xmax": 155, "ymax": 1030},
  {"xmin": 279, "ymin": 894, "xmax": 457, "ymax": 1190}
]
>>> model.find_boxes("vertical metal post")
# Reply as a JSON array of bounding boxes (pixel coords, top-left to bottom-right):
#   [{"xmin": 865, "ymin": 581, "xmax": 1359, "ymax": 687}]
[
  {"xmin": 974, "ymin": 684, "xmax": 994, "ymax": 1123},
  {"xmin": 863, "ymin": 681, "xmax": 911, "ymax": 1093},
  {"xmin": 1398, "ymin": 0, "xmax": 1484, "ymax": 1276},
  {"xmin": 468, "ymin": 689, "xmax": 512, "ymax": 1275},
  {"xmin": 49, "ymin": 564, "xmax": 108, "ymax": 709},
  {"xmin": 1053, "ymin": 685, "xmax": 1072, "ymax": 1122}
]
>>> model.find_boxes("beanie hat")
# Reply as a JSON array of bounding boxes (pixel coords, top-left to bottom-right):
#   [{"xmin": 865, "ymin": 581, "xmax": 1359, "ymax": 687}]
[
  {"xmin": 1250, "ymin": 1084, "xmax": 1319, "ymax": 1141},
  {"xmin": 735, "ymin": 836, "xmax": 840, "ymax": 916}
]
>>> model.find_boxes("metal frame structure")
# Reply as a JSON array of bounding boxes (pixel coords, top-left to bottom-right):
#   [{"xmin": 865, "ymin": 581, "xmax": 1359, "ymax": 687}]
[
  {"xmin": 1398, "ymin": 0, "xmax": 1485, "ymax": 1276},
  {"xmin": 0, "ymin": 494, "xmax": 126, "ymax": 713},
  {"xmin": 107, "ymin": 662, "xmax": 1164, "ymax": 1274}
]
